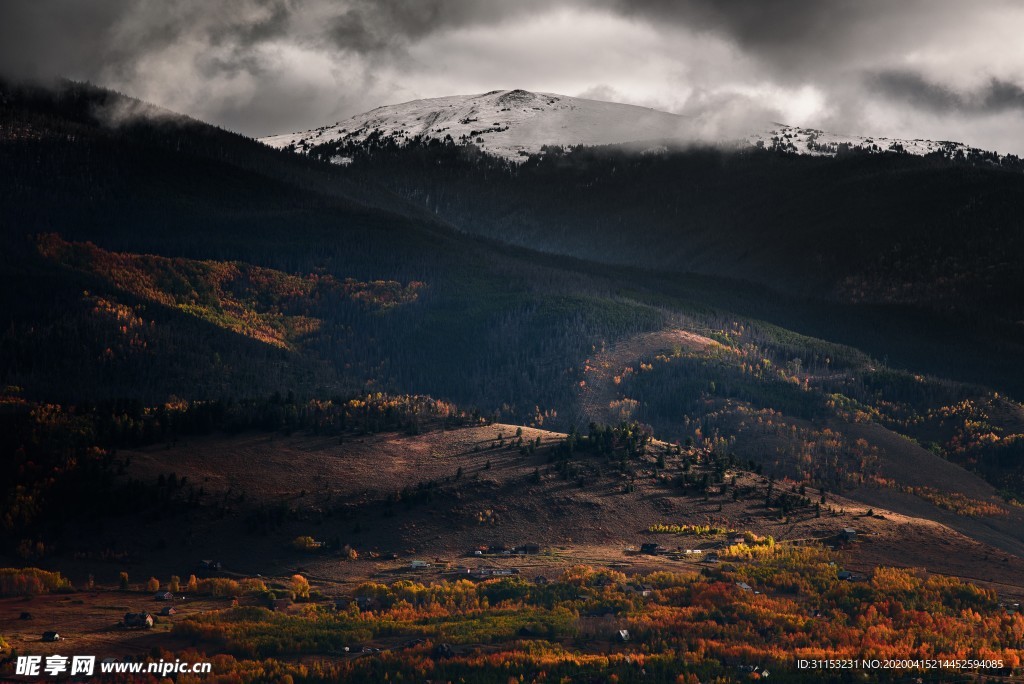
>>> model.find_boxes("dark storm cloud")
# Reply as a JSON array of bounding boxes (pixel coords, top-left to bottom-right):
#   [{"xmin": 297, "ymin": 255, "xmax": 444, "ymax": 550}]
[
  {"xmin": 870, "ymin": 71, "xmax": 1024, "ymax": 115},
  {"xmin": 0, "ymin": 0, "xmax": 130, "ymax": 78},
  {"xmin": 328, "ymin": 1, "xmax": 497, "ymax": 42},
  {"xmin": 6, "ymin": 0, "xmax": 894, "ymax": 83},
  {"xmin": 311, "ymin": 0, "xmax": 915, "ymax": 55},
  {"xmin": 0, "ymin": 0, "xmax": 293, "ymax": 83},
  {"xmin": 605, "ymin": 1, "xmax": 926, "ymax": 55},
  {"xmin": 606, "ymin": 0, "xmax": 869, "ymax": 59},
  {"xmin": 324, "ymin": 0, "xmax": 959, "ymax": 77},
  {"xmin": 320, "ymin": 0, "xmax": 562, "ymax": 55}
]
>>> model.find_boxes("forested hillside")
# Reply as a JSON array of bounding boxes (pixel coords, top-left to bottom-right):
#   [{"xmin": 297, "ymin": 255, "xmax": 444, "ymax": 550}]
[
  {"xmin": 0, "ymin": 79, "xmax": 664, "ymax": 411},
  {"xmin": 315, "ymin": 135, "xmax": 1024, "ymax": 323}
]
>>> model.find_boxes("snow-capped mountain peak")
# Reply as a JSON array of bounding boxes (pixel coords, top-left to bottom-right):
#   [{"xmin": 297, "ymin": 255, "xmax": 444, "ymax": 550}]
[
  {"xmin": 259, "ymin": 89, "xmax": 693, "ymax": 162},
  {"xmin": 261, "ymin": 89, "xmax": 1013, "ymax": 165}
]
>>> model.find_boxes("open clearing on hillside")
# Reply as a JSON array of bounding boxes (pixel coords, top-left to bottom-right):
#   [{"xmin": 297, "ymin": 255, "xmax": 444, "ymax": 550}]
[{"xmin": 580, "ymin": 327, "xmax": 722, "ymax": 425}]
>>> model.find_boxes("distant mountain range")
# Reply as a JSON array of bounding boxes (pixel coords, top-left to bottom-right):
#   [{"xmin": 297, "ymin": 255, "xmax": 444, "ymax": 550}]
[{"xmin": 261, "ymin": 88, "xmax": 1018, "ymax": 164}]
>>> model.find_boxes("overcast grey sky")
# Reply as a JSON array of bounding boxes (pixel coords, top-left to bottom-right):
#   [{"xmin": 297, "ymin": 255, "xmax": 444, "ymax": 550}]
[{"xmin": 4, "ymin": 0, "xmax": 1024, "ymax": 153}]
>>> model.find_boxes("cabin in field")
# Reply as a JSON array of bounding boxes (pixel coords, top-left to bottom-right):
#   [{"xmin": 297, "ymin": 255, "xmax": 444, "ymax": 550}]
[
  {"xmin": 640, "ymin": 542, "xmax": 667, "ymax": 555},
  {"xmin": 736, "ymin": 582, "xmax": 753, "ymax": 593},
  {"xmin": 159, "ymin": 606, "xmax": 177, "ymax": 616},
  {"xmin": 123, "ymin": 612, "xmax": 154, "ymax": 629},
  {"xmin": 154, "ymin": 591, "xmax": 173, "ymax": 601},
  {"xmin": 42, "ymin": 631, "xmax": 60, "ymax": 642},
  {"xmin": 841, "ymin": 528, "xmax": 857, "ymax": 541}
]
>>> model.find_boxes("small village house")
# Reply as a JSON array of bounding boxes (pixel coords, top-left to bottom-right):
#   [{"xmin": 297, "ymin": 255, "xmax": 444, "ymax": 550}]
[{"xmin": 123, "ymin": 612, "xmax": 154, "ymax": 629}]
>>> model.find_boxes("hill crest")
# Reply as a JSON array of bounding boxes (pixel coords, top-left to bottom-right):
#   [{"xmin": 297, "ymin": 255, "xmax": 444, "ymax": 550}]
[
  {"xmin": 260, "ymin": 88, "xmax": 696, "ymax": 162},
  {"xmin": 261, "ymin": 88, "xmax": 1014, "ymax": 163}
]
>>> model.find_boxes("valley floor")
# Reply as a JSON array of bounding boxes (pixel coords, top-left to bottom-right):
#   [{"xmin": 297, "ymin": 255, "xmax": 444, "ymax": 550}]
[{"xmin": 3, "ymin": 423, "xmax": 1024, "ymax": 681}]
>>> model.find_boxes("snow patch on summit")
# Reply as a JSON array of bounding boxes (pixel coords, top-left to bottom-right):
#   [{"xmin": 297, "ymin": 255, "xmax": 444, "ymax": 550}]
[
  {"xmin": 262, "ymin": 89, "xmax": 1016, "ymax": 165},
  {"xmin": 259, "ymin": 89, "xmax": 694, "ymax": 162},
  {"xmin": 747, "ymin": 124, "xmax": 1006, "ymax": 162}
]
